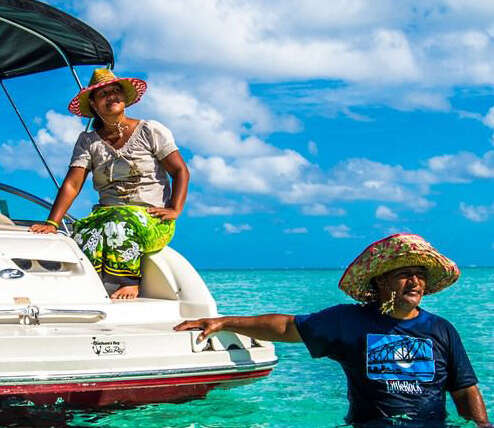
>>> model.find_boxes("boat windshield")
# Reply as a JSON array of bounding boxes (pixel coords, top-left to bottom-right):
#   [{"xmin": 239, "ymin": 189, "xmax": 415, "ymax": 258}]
[{"xmin": 0, "ymin": 183, "xmax": 75, "ymax": 227}]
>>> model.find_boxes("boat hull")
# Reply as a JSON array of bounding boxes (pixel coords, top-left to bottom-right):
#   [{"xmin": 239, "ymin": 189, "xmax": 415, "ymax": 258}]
[
  {"xmin": 0, "ymin": 319, "xmax": 278, "ymax": 407},
  {"xmin": 0, "ymin": 231, "xmax": 278, "ymax": 407},
  {"xmin": 0, "ymin": 368, "xmax": 273, "ymax": 406}
]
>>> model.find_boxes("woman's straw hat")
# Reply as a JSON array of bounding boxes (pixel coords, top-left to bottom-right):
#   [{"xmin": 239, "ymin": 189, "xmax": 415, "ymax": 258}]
[
  {"xmin": 68, "ymin": 69, "xmax": 147, "ymax": 117},
  {"xmin": 338, "ymin": 233, "xmax": 460, "ymax": 302}
]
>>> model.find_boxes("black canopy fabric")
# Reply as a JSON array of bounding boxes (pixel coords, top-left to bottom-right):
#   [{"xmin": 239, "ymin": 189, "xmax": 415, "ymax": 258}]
[{"xmin": 0, "ymin": 0, "xmax": 114, "ymax": 80}]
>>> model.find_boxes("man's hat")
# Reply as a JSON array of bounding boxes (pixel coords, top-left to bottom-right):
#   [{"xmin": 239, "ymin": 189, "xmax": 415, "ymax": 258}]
[
  {"xmin": 338, "ymin": 233, "xmax": 460, "ymax": 302},
  {"xmin": 68, "ymin": 69, "xmax": 147, "ymax": 117}
]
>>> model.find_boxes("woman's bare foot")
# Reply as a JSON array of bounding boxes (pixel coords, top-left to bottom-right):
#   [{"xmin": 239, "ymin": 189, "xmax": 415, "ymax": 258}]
[{"xmin": 111, "ymin": 285, "xmax": 139, "ymax": 300}]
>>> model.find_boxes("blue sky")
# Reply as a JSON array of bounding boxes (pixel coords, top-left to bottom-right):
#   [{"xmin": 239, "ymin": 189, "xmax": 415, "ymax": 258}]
[{"xmin": 1, "ymin": 0, "xmax": 494, "ymax": 268}]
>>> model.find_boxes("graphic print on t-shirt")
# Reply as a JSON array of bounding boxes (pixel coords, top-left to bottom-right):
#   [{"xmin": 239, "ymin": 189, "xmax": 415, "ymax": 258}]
[{"xmin": 367, "ymin": 334, "xmax": 435, "ymax": 381}]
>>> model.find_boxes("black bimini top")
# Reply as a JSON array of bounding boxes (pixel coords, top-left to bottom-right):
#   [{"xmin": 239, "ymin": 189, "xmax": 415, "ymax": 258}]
[{"xmin": 0, "ymin": 0, "xmax": 114, "ymax": 79}]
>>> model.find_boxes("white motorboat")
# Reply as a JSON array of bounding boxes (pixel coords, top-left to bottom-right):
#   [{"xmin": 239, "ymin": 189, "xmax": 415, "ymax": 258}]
[
  {"xmin": 0, "ymin": 214, "xmax": 277, "ymax": 406},
  {"xmin": 0, "ymin": 0, "xmax": 277, "ymax": 406}
]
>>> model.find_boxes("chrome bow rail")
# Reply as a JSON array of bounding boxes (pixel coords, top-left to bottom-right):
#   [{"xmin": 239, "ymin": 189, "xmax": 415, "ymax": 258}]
[{"xmin": 0, "ymin": 305, "xmax": 106, "ymax": 325}]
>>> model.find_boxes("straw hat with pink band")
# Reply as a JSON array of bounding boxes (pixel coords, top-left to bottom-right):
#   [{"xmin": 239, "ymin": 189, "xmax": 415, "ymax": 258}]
[
  {"xmin": 68, "ymin": 68, "xmax": 147, "ymax": 117},
  {"xmin": 338, "ymin": 233, "xmax": 460, "ymax": 303}
]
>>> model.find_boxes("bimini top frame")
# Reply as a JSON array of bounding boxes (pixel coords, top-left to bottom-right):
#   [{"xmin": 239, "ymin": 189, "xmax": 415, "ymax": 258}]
[{"xmin": 0, "ymin": 0, "xmax": 114, "ymax": 189}]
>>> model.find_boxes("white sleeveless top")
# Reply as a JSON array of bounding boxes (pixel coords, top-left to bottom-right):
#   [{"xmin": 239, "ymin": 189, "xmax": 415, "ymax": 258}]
[{"xmin": 70, "ymin": 120, "xmax": 178, "ymax": 208}]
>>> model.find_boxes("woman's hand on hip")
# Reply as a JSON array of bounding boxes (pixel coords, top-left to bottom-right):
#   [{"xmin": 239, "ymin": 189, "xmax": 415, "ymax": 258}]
[
  {"xmin": 147, "ymin": 207, "xmax": 180, "ymax": 221},
  {"xmin": 29, "ymin": 224, "xmax": 57, "ymax": 234}
]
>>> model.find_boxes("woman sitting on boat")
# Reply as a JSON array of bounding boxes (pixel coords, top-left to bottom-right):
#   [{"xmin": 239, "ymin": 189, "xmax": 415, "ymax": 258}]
[{"xmin": 31, "ymin": 69, "xmax": 189, "ymax": 300}]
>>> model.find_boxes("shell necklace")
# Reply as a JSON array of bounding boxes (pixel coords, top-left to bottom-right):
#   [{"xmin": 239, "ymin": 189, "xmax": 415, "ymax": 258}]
[{"xmin": 100, "ymin": 116, "xmax": 129, "ymax": 140}]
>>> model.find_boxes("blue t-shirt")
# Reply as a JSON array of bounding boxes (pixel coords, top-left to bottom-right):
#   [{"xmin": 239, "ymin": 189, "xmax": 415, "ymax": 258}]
[{"xmin": 294, "ymin": 304, "xmax": 477, "ymax": 424}]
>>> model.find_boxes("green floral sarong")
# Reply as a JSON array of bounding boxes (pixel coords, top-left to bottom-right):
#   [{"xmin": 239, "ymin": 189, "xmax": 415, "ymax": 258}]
[{"xmin": 72, "ymin": 206, "xmax": 175, "ymax": 285}]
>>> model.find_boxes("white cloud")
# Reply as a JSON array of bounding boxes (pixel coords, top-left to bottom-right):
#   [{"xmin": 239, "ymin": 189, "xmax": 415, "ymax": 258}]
[
  {"xmin": 6, "ymin": 106, "xmax": 493, "ymax": 218},
  {"xmin": 1, "ymin": 108, "xmax": 448, "ymax": 216},
  {"xmin": 380, "ymin": 226, "xmax": 407, "ymax": 236},
  {"xmin": 42, "ymin": 111, "xmax": 85, "ymax": 146},
  {"xmin": 482, "ymin": 106, "xmax": 494, "ymax": 128},
  {"xmin": 0, "ymin": 111, "xmax": 84, "ymax": 176},
  {"xmin": 427, "ymin": 151, "xmax": 494, "ymax": 181},
  {"xmin": 190, "ymin": 156, "xmax": 267, "ymax": 194},
  {"xmin": 188, "ymin": 203, "xmax": 235, "ymax": 217},
  {"xmin": 186, "ymin": 193, "xmax": 257, "ymax": 217},
  {"xmin": 307, "ymin": 140, "xmax": 318, "ymax": 156},
  {"xmin": 324, "ymin": 224, "xmax": 351, "ymax": 238},
  {"xmin": 188, "ymin": 149, "xmax": 494, "ymax": 213},
  {"xmin": 459, "ymin": 202, "xmax": 494, "ymax": 222},
  {"xmin": 376, "ymin": 205, "xmax": 398, "ymax": 221},
  {"xmin": 190, "ymin": 150, "xmax": 309, "ymax": 194},
  {"xmin": 135, "ymin": 75, "xmax": 299, "ymax": 158},
  {"xmin": 457, "ymin": 109, "xmax": 483, "ymax": 121},
  {"xmin": 74, "ymin": 1, "xmax": 494, "ymax": 218},
  {"xmin": 402, "ymin": 92, "xmax": 451, "ymax": 111},
  {"xmin": 223, "ymin": 223, "xmax": 252, "ymax": 234},
  {"xmin": 342, "ymin": 107, "xmax": 373, "ymax": 122},
  {"xmin": 283, "ymin": 227, "xmax": 308, "ymax": 234},
  {"xmin": 140, "ymin": 81, "xmax": 272, "ymax": 158},
  {"xmin": 277, "ymin": 158, "xmax": 436, "ymax": 211},
  {"xmin": 66, "ymin": 0, "xmax": 494, "ymax": 160},
  {"xmin": 481, "ymin": 107, "xmax": 494, "ymax": 144},
  {"xmin": 83, "ymin": 1, "xmax": 420, "ymax": 83},
  {"xmin": 80, "ymin": 1, "xmax": 494, "ymax": 104},
  {"xmin": 288, "ymin": 84, "xmax": 452, "ymax": 116},
  {"xmin": 301, "ymin": 203, "xmax": 346, "ymax": 216}
]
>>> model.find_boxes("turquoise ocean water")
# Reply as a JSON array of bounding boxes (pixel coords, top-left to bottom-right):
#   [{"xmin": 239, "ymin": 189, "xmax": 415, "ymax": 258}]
[{"xmin": 1, "ymin": 268, "xmax": 492, "ymax": 427}]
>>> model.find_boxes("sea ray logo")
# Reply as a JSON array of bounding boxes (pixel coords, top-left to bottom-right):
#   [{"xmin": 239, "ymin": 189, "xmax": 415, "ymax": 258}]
[
  {"xmin": 367, "ymin": 334, "xmax": 435, "ymax": 382},
  {"xmin": 91, "ymin": 336, "xmax": 126, "ymax": 356}
]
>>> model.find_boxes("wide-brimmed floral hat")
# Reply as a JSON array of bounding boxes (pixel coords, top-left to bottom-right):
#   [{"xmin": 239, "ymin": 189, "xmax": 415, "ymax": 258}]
[
  {"xmin": 68, "ymin": 68, "xmax": 147, "ymax": 117},
  {"xmin": 338, "ymin": 233, "xmax": 460, "ymax": 303}
]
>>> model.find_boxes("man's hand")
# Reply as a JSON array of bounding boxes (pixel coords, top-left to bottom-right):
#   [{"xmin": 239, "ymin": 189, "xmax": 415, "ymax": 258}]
[
  {"xmin": 174, "ymin": 318, "xmax": 225, "ymax": 343},
  {"xmin": 174, "ymin": 314, "xmax": 302, "ymax": 343},
  {"xmin": 147, "ymin": 207, "xmax": 180, "ymax": 221},
  {"xmin": 29, "ymin": 224, "xmax": 57, "ymax": 234}
]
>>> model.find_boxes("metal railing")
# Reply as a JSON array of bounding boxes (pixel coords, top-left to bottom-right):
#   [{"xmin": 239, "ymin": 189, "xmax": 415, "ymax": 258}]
[{"xmin": 0, "ymin": 305, "xmax": 106, "ymax": 325}]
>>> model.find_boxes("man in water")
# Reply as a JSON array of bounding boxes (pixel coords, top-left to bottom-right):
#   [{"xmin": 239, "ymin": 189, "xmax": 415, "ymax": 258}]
[{"xmin": 175, "ymin": 233, "xmax": 490, "ymax": 427}]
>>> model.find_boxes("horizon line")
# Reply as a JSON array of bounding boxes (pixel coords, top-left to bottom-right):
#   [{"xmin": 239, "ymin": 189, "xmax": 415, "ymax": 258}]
[{"xmin": 197, "ymin": 265, "xmax": 494, "ymax": 271}]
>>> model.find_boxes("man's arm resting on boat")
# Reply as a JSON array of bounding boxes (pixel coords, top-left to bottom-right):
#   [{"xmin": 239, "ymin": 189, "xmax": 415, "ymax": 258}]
[
  {"xmin": 451, "ymin": 385, "xmax": 491, "ymax": 427},
  {"xmin": 30, "ymin": 167, "xmax": 88, "ymax": 233},
  {"xmin": 174, "ymin": 315, "xmax": 302, "ymax": 343}
]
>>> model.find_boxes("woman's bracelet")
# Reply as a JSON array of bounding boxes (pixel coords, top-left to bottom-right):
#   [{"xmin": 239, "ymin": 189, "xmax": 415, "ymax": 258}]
[{"xmin": 45, "ymin": 219, "xmax": 59, "ymax": 228}]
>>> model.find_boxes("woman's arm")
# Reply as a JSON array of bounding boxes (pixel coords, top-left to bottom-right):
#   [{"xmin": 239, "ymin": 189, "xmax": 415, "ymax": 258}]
[
  {"xmin": 147, "ymin": 151, "xmax": 190, "ymax": 220},
  {"xmin": 174, "ymin": 314, "xmax": 303, "ymax": 343},
  {"xmin": 451, "ymin": 385, "xmax": 490, "ymax": 427},
  {"xmin": 30, "ymin": 167, "xmax": 89, "ymax": 233}
]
